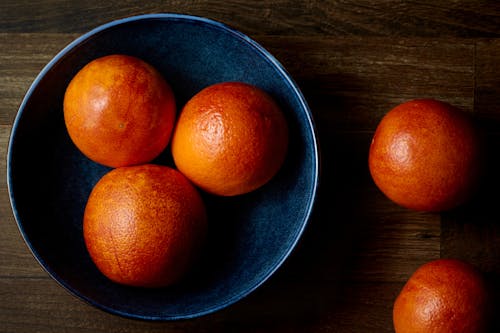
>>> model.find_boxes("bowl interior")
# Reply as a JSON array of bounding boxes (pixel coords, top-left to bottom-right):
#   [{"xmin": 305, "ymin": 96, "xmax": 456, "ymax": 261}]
[{"xmin": 7, "ymin": 14, "xmax": 318, "ymax": 320}]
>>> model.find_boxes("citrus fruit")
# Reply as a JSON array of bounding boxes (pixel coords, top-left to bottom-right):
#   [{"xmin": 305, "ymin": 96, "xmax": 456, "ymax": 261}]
[
  {"xmin": 83, "ymin": 164, "xmax": 207, "ymax": 288},
  {"xmin": 63, "ymin": 54, "xmax": 176, "ymax": 168},
  {"xmin": 393, "ymin": 258, "xmax": 491, "ymax": 333},
  {"xmin": 368, "ymin": 99, "xmax": 481, "ymax": 212},
  {"xmin": 171, "ymin": 82, "xmax": 288, "ymax": 196}
]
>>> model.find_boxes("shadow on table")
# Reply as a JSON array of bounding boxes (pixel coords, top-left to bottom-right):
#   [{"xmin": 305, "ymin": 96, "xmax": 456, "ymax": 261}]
[
  {"xmin": 203, "ymin": 108, "xmax": 379, "ymax": 330},
  {"xmin": 441, "ymin": 114, "xmax": 500, "ymax": 332}
]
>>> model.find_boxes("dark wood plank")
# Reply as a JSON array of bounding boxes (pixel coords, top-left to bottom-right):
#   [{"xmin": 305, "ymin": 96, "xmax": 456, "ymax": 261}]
[
  {"xmin": 0, "ymin": 33, "xmax": 79, "ymax": 126},
  {"xmin": 1, "ymin": 1, "xmax": 499, "ymax": 37},
  {"xmin": 0, "ymin": 277, "xmax": 212, "ymax": 333},
  {"xmin": 475, "ymin": 39, "xmax": 500, "ymax": 123},
  {"xmin": 440, "ymin": 38, "xmax": 500, "ymax": 332},
  {"xmin": 0, "ymin": 276, "xmax": 404, "ymax": 333},
  {"xmin": 0, "ymin": 125, "xmax": 8, "ymax": 186},
  {"xmin": 259, "ymin": 36, "xmax": 475, "ymax": 131},
  {"xmin": 0, "ymin": 192, "xmax": 47, "ymax": 278}
]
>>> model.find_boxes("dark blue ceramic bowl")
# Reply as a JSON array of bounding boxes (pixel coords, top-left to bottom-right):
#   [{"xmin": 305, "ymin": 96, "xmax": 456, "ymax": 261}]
[{"xmin": 7, "ymin": 13, "xmax": 319, "ymax": 320}]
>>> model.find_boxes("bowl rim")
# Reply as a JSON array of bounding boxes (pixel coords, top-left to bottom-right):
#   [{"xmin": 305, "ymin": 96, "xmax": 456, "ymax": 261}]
[{"xmin": 6, "ymin": 13, "xmax": 320, "ymax": 320}]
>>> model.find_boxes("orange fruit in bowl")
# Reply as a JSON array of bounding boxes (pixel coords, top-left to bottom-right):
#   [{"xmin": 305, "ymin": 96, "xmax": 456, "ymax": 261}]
[
  {"xmin": 171, "ymin": 82, "xmax": 289, "ymax": 196},
  {"xmin": 83, "ymin": 164, "xmax": 207, "ymax": 288},
  {"xmin": 368, "ymin": 99, "xmax": 481, "ymax": 212},
  {"xmin": 393, "ymin": 259, "xmax": 491, "ymax": 333},
  {"xmin": 63, "ymin": 54, "xmax": 176, "ymax": 168}
]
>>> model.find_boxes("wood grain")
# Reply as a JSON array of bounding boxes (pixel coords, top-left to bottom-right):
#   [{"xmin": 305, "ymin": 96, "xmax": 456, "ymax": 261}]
[
  {"xmin": 1, "ymin": 1, "xmax": 500, "ymax": 332},
  {"xmin": 0, "ymin": 276, "xmax": 403, "ymax": 333},
  {"xmin": 440, "ymin": 37, "xmax": 500, "ymax": 332},
  {"xmin": 1, "ymin": 1, "xmax": 499, "ymax": 37},
  {"xmin": 0, "ymin": 33, "xmax": 79, "ymax": 125},
  {"xmin": 475, "ymin": 39, "xmax": 500, "ymax": 122},
  {"xmin": 259, "ymin": 36, "xmax": 475, "ymax": 131}
]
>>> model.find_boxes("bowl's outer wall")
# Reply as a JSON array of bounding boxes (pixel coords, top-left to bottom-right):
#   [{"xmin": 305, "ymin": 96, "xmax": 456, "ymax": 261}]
[{"xmin": 7, "ymin": 14, "xmax": 319, "ymax": 320}]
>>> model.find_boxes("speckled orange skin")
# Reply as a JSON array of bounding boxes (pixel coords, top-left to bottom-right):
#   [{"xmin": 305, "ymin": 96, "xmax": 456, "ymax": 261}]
[
  {"xmin": 171, "ymin": 82, "xmax": 289, "ymax": 196},
  {"xmin": 63, "ymin": 54, "xmax": 176, "ymax": 168},
  {"xmin": 393, "ymin": 259, "xmax": 491, "ymax": 333},
  {"xmin": 368, "ymin": 99, "xmax": 481, "ymax": 212},
  {"xmin": 83, "ymin": 165, "xmax": 207, "ymax": 288}
]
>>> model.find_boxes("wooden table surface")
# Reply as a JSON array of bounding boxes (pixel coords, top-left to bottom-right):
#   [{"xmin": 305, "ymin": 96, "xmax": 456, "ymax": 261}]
[{"xmin": 1, "ymin": 1, "xmax": 499, "ymax": 332}]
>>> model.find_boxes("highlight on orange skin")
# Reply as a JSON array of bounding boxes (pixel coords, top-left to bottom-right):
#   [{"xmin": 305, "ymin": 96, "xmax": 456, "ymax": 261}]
[
  {"xmin": 63, "ymin": 54, "xmax": 176, "ymax": 168},
  {"xmin": 171, "ymin": 81, "xmax": 289, "ymax": 196}
]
